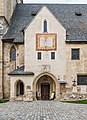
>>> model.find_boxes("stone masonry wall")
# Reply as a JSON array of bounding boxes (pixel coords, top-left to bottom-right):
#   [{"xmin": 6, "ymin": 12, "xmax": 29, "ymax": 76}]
[
  {"xmin": 0, "ymin": 0, "xmax": 17, "ymax": 23},
  {"xmin": 66, "ymin": 44, "xmax": 87, "ymax": 93},
  {"xmin": 0, "ymin": 17, "xmax": 8, "ymax": 99},
  {"xmin": 0, "ymin": 0, "xmax": 16, "ymax": 98},
  {"xmin": 0, "ymin": 0, "xmax": 4, "ymax": 16},
  {"xmin": 3, "ymin": 43, "xmax": 24, "ymax": 98}
]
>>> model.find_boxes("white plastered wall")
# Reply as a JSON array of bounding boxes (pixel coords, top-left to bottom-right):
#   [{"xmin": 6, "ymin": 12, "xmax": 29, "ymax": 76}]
[{"xmin": 24, "ymin": 6, "xmax": 66, "ymax": 81}]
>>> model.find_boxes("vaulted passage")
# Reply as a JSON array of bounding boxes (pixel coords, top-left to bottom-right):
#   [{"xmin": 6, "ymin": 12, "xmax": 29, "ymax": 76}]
[{"xmin": 36, "ymin": 75, "xmax": 56, "ymax": 100}]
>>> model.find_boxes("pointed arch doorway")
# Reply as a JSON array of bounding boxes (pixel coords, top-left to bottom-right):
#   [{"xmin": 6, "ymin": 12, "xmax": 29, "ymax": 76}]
[
  {"xmin": 16, "ymin": 80, "xmax": 24, "ymax": 96},
  {"xmin": 33, "ymin": 73, "xmax": 59, "ymax": 100}
]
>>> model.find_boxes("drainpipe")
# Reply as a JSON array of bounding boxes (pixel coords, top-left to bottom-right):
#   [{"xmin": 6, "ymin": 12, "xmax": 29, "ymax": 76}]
[{"xmin": 2, "ymin": 40, "xmax": 4, "ymax": 98}]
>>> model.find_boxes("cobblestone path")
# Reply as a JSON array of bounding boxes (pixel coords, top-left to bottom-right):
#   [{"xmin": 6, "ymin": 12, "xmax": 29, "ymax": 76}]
[{"xmin": 0, "ymin": 100, "xmax": 87, "ymax": 120}]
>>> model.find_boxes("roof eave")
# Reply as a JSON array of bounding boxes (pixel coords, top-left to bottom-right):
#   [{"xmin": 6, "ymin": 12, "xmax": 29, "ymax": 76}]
[
  {"xmin": 66, "ymin": 40, "xmax": 87, "ymax": 44},
  {"xmin": 8, "ymin": 73, "xmax": 34, "ymax": 75},
  {"xmin": 2, "ymin": 38, "xmax": 14, "ymax": 42}
]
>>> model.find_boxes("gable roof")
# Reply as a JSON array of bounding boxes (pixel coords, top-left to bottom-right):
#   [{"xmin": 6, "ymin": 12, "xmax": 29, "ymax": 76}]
[{"xmin": 3, "ymin": 4, "xmax": 87, "ymax": 43}]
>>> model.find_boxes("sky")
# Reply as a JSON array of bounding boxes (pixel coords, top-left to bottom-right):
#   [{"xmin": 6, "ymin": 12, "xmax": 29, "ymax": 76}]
[{"xmin": 23, "ymin": 0, "xmax": 87, "ymax": 4}]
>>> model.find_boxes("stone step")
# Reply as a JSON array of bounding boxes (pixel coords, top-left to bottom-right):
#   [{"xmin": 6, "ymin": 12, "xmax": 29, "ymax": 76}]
[{"xmin": 15, "ymin": 96, "xmax": 23, "ymax": 101}]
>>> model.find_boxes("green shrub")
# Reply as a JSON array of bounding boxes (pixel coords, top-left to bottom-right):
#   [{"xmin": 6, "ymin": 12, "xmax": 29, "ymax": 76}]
[
  {"xmin": 61, "ymin": 100, "xmax": 87, "ymax": 104},
  {"xmin": 0, "ymin": 99, "xmax": 9, "ymax": 103}
]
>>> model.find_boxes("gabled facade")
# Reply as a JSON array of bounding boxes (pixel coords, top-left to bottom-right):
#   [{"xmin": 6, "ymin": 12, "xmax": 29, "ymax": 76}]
[{"xmin": 1, "ymin": 4, "xmax": 87, "ymax": 100}]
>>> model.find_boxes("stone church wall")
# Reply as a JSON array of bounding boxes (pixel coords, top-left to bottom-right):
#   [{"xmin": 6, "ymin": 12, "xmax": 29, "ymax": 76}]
[
  {"xmin": 0, "ymin": 0, "xmax": 16, "ymax": 98},
  {"xmin": 0, "ymin": 0, "xmax": 4, "ymax": 16},
  {"xmin": 0, "ymin": 17, "xmax": 8, "ymax": 99},
  {"xmin": 3, "ymin": 43, "xmax": 24, "ymax": 98},
  {"xmin": 66, "ymin": 44, "xmax": 87, "ymax": 94},
  {"xmin": 0, "ymin": 0, "xmax": 17, "ymax": 23}
]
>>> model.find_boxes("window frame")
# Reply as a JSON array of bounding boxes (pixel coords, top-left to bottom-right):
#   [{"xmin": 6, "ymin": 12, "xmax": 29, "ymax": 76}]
[
  {"xmin": 77, "ymin": 75, "xmax": 87, "ymax": 85},
  {"xmin": 71, "ymin": 48, "xmax": 80, "ymax": 60},
  {"xmin": 43, "ymin": 20, "xmax": 47, "ymax": 32},
  {"xmin": 50, "ymin": 52, "xmax": 56, "ymax": 60},
  {"xmin": 10, "ymin": 46, "xmax": 16, "ymax": 61},
  {"xmin": 36, "ymin": 52, "xmax": 42, "ymax": 60}
]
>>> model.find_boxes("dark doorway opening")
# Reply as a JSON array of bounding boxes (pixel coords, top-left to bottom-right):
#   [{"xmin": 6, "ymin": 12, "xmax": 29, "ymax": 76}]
[
  {"xmin": 41, "ymin": 83, "xmax": 50, "ymax": 100},
  {"xmin": 16, "ymin": 81, "xmax": 24, "ymax": 96}
]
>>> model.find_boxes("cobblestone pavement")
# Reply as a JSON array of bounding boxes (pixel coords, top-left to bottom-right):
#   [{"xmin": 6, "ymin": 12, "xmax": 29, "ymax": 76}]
[{"xmin": 0, "ymin": 100, "xmax": 87, "ymax": 120}]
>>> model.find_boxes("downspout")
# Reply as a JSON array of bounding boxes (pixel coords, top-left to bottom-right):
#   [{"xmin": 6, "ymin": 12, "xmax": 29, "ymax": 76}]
[{"xmin": 2, "ymin": 40, "xmax": 4, "ymax": 98}]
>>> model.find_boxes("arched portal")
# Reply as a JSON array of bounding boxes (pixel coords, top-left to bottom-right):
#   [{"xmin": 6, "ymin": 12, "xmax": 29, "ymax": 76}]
[
  {"xmin": 33, "ymin": 72, "xmax": 60, "ymax": 100},
  {"xmin": 16, "ymin": 80, "xmax": 24, "ymax": 96}
]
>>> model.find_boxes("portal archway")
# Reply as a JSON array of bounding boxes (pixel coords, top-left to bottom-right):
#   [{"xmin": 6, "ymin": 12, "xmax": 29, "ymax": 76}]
[{"xmin": 33, "ymin": 72, "xmax": 60, "ymax": 100}]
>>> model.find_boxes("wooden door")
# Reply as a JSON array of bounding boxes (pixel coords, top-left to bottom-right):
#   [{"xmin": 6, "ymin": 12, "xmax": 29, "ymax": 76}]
[{"xmin": 41, "ymin": 83, "xmax": 50, "ymax": 100}]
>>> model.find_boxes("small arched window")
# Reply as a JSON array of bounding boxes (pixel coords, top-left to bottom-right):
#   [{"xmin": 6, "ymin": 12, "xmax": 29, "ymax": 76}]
[
  {"xmin": 10, "ymin": 46, "xmax": 16, "ymax": 61},
  {"xmin": 44, "ymin": 20, "xmax": 47, "ymax": 32}
]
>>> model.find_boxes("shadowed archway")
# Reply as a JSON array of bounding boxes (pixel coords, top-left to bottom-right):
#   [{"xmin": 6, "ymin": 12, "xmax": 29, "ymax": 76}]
[
  {"xmin": 33, "ymin": 72, "xmax": 60, "ymax": 100},
  {"xmin": 15, "ymin": 80, "xmax": 24, "ymax": 96}
]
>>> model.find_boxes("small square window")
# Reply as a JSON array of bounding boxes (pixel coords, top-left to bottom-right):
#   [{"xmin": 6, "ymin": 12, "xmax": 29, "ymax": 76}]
[
  {"xmin": 37, "ymin": 52, "xmax": 41, "ymax": 60},
  {"xmin": 71, "ymin": 49, "xmax": 80, "ymax": 60},
  {"xmin": 51, "ymin": 52, "xmax": 55, "ymax": 60}
]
